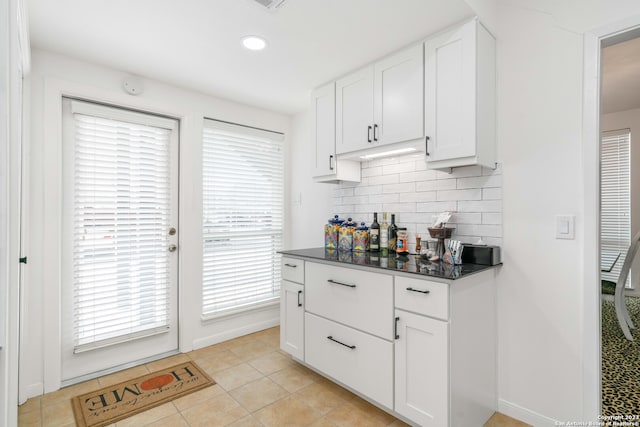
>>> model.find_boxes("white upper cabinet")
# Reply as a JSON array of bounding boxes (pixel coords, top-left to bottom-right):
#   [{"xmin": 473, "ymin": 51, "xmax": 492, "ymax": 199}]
[
  {"xmin": 336, "ymin": 66, "xmax": 374, "ymax": 155},
  {"xmin": 311, "ymin": 82, "xmax": 336, "ymax": 177},
  {"xmin": 374, "ymin": 44, "xmax": 424, "ymax": 147},
  {"xmin": 311, "ymin": 82, "xmax": 361, "ymax": 183},
  {"xmin": 335, "ymin": 44, "xmax": 424, "ymax": 156},
  {"xmin": 424, "ymin": 18, "xmax": 496, "ymax": 170}
]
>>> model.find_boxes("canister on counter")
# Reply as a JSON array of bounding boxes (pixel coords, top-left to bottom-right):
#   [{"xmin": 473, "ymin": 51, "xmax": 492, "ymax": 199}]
[
  {"xmin": 324, "ymin": 215, "xmax": 343, "ymax": 249},
  {"xmin": 338, "ymin": 218, "xmax": 357, "ymax": 251},
  {"xmin": 353, "ymin": 222, "xmax": 370, "ymax": 252}
]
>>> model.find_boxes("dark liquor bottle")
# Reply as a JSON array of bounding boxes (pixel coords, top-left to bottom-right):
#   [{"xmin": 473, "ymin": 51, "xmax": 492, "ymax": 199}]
[
  {"xmin": 389, "ymin": 214, "xmax": 398, "ymax": 253},
  {"xmin": 370, "ymin": 213, "xmax": 380, "ymax": 252}
]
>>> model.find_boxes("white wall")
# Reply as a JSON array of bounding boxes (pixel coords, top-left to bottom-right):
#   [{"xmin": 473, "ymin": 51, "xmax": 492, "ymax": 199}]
[
  {"xmin": 602, "ymin": 108, "xmax": 640, "ymax": 296},
  {"xmin": 22, "ymin": 49, "xmax": 291, "ymax": 397},
  {"xmin": 287, "ymin": 110, "xmax": 334, "ymax": 249},
  {"xmin": 493, "ymin": 1, "xmax": 640, "ymax": 425}
]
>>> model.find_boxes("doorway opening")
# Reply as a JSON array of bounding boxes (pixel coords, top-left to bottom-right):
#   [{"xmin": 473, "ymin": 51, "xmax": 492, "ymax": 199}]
[{"xmin": 599, "ymin": 28, "xmax": 640, "ymax": 416}]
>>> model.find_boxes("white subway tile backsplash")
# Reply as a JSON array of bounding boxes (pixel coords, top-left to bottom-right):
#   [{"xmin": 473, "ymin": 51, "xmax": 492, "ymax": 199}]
[
  {"xmin": 457, "ymin": 200, "xmax": 502, "ymax": 213},
  {"xmin": 354, "ymin": 185, "xmax": 383, "ymax": 196},
  {"xmin": 482, "ymin": 212, "xmax": 502, "ymax": 225},
  {"xmin": 369, "ymin": 193, "xmax": 401, "ymax": 204},
  {"xmin": 451, "ymin": 212, "xmax": 482, "ymax": 224},
  {"xmin": 399, "ymin": 191, "xmax": 436, "ymax": 203},
  {"xmin": 382, "ymin": 202, "xmax": 417, "ymax": 213},
  {"xmin": 383, "ymin": 161, "xmax": 418, "ymax": 175},
  {"xmin": 368, "ymin": 174, "xmax": 400, "ymax": 185},
  {"xmin": 415, "ymin": 178, "xmax": 456, "ymax": 191},
  {"xmin": 436, "ymin": 189, "xmax": 482, "ymax": 202},
  {"xmin": 362, "ymin": 166, "xmax": 382, "ymax": 177},
  {"xmin": 399, "ymin": 170, "xmax": 437, "ymax": 183},
  {"xmin": 332, "ymin": 160, "xmax": 503, "ymax": 247},
  {"xmin": 416, "ymin": 201, "xmax": 458, "ymax": 212},
  {"xmin": 342, "ymin": 195, "xmax": 370, "ymax": 205},
  {"xmin": 482, "ymin": 188, "xmax": 502, "ymax": 200},
  {"xmin": 383, "ymin": 183, "xmax": 416, "ymax": 194},
  {"xmin": 456, "ymin": 174, "xmax": 502, "ymax": 189}
]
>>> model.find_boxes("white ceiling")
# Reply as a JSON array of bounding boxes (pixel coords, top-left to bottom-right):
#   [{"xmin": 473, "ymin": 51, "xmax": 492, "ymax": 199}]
[
  {"xmin": 602, "ymin": 36, "xmax": 640, "ymax": 114},
  {"xmin": 27, "ymin": 0, "xmax": 474, "ymax": 115}
]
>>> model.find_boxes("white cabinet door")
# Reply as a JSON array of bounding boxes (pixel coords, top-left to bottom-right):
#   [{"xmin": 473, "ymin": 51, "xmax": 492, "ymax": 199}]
[
  {"xmin": 425, "ymin": 21, "xmax": 475, "ymax": 162},
  {"xmin": 374, "ymin": 44, "xmax": 424, "ymax": 147},
  {"xmin": 424, "ymin": 18, "xmax": 496, "ymax": 170},
  {"xmin": 336, "ymin": 66, "xmax": 374, "ymax": 154},
  {"xmin": 311, "ymin": 82, "xmax": 336, "ymax": 177},
  {"xmin": 395, "ymin": 309, "xmax": 448, "ymax": 427},
  {"xmin": 280, "ymin": 280, "xmax": 304, "ymax": 360}
]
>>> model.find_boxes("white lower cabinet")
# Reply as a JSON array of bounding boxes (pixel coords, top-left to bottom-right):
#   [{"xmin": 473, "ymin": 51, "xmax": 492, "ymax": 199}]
[
  {"xmin": 394, "ymin": 309, "xmax": 448, "ymax": 427},
  {"xmin": 280, "ymin": 259, "xmax": 496, "ymax": 427},
  {"xmin": 305, "ymin": 312, "xmax": 393, "ymax": 408},
  {"xmin": 280, "ymin": 280, "xmax": 304, "ymax": 360}
]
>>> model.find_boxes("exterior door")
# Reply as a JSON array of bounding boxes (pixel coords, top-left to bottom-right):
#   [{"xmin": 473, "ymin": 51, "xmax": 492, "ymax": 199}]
[{"xmin": 60, "ymin": 98, "xmax": 179, "ymax": 383}]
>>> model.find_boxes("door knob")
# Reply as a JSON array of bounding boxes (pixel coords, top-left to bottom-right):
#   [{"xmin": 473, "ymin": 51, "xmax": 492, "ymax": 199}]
[{"xmin": 168, "ymin": 244, "xmax": 177, "ymax": 252}]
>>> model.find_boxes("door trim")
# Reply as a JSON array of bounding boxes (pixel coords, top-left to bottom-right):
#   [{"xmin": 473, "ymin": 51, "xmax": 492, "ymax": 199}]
[
  {"xmin": 582, "ymin": 14, "xmax": 640, "ymax": 422},
  {"xmin": 40, "ymin": 77, "xmax": 185, "ymax": 393}
]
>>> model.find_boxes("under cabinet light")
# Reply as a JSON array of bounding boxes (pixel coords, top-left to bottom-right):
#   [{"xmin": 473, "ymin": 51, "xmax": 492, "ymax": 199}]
[{"xmin": 359, "ymin": 147, "xmax": 417, "ymax": 160}]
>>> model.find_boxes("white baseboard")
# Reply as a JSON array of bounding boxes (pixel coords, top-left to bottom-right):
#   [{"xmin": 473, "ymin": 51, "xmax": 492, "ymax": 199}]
[
  {"xmin": 192, "ymin": 318, "xmax": 280, "ymax": 350},
  {"xmin": 19, "ymin": 382, "xmax": 44, "ymax": 403},
  {"xmin": 498, "ymin": 399, "xmax": 559, "ymax": 426}
]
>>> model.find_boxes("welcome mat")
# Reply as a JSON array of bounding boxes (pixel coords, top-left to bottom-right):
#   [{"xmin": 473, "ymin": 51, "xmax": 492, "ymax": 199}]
[{"xmin": 71, "ymin": 361, "xmax": 215, "ymax": 427}]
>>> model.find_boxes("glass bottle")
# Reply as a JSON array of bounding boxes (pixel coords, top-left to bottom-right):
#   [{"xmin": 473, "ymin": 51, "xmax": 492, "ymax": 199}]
[
  {"xmin": 370, "ymin": 213, "xmax": 380, "ymax": 252},
  {"xmin": 380, "ymin": 212, "xmax": 389, "ymax": 255},
  {"xmin": 389, "ymin": 214, "xmax": 398, "ymax": 253}
]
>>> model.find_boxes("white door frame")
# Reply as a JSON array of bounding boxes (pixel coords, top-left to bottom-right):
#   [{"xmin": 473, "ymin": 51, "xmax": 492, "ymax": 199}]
[
  {"xmin": 582, "ymin": 14, "xmax": 640, "ymax": 421},
  {"xmin": 40, "ymin": 78, "xmax": 185, "ymax": 393}
]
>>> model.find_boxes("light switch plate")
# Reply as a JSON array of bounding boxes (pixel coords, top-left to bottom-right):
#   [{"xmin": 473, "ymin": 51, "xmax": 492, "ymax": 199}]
[{"xmin": 556, "ymin": 215, "xmax": 575, "ymax": 239}]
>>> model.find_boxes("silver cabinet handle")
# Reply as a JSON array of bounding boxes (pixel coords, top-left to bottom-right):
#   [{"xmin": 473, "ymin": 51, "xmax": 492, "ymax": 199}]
[
  {"xmin": 367, "ymin": 125, "xmax": 372, "ymax": 143},
  {"xmin": 297, "ymin": 290, "xmax": 302, "ymax": 307},
  {"xmin": 168, "ymin": 244, "xmax": 177, "ymax": 252},
  {"xmin": 373, "ymin": 124, "xmax": 379, "ymax": 141},
  {"xmin": 284, "ymin": 263, "xmax": 297, "ymax": 268},
  {"xmin": 327, "ymin": 279, "xmax": 356, "ymax": 288}
]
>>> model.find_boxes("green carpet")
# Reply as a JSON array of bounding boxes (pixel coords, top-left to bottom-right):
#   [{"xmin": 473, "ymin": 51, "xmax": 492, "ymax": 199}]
[{"xmin": 601, "ymin": 296, "xmax": 640, "ymax": 415}]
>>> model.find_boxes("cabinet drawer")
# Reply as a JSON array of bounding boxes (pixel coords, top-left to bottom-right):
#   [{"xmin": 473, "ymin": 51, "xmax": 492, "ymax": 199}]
[
  {"xmin": 305, "ymin": 312, "xmax": 393, "ymax": 408},
  {"xmin": 282, "ymin": 257, "xmax": 304, "ymax": 284},
  {"xmin": 395, "ymin": 276, "xmax": 449, "ymax": 320},
  {"xmin": 305, "ymin": 262, "xmax": 393, "ymax": 339}
]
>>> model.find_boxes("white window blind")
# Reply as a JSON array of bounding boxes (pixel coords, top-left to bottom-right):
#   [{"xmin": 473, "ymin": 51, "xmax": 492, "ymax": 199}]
[
  {"xmin": 601, "ymin": 129, "xmax": 631, "ymax": 285},
  {"xmin": 69, "ymin": 100, "xmax": 175, "ymax": 352},
  {"xmin": 202, "ymin": 119, "xmax": 284, "ymax": 318}
]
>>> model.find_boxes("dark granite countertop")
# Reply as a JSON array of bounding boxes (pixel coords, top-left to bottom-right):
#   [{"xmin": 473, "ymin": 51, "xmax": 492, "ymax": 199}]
[{"xmin": 279, "ymin": 247, "xmax": 498, "ymax": 280}]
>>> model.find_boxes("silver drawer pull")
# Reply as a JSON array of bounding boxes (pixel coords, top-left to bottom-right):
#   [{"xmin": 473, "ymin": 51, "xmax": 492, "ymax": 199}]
[
  {"xmin": 327, "ymin": 279, "xmax": 356, "ymax": 288},
  {"xmin": 284, "ymin": 263, "xmax": 298, "ymax": 268},
  {"xmin": 406, "ymin": 287, "xmax": 430, "ymax": 294},
  {"xmin": 327, "ymin": 336, "xmax": 356, "ymax": 350}
]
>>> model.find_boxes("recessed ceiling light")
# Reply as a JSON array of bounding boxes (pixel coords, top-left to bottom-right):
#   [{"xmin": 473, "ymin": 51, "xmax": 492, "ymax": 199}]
[{"xmin": 242, "ymin": 36, "xmax": 267, "ymax": 51}]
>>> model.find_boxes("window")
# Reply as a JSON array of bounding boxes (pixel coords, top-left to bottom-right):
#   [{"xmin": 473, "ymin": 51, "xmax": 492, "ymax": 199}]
[
  {"xmin": 601, "ymin": 129, "xmax": 631, "ymax": 285},
  {"xmin": 202, "ymin": 119, "xmax": 284, "ymax": 317}
]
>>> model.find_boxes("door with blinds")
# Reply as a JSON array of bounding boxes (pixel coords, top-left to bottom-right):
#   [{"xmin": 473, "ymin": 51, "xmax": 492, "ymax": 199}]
[{"xmin": 60, "ymin": 98, "xmax": 179, "ymax": 383}]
